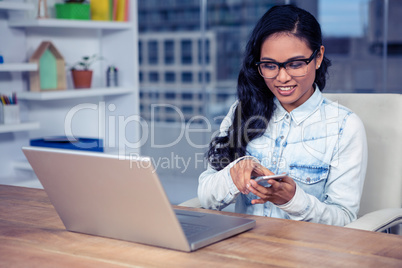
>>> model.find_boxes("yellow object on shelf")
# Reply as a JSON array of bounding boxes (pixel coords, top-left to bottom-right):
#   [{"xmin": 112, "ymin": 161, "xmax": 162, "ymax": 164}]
[
  {"xmin": 115, "ymin": 0, "xmax": 126, "ymax": 21},
  {"xmin": 91, "ymin": 0, "xmax": 110, "ymax": 21}
]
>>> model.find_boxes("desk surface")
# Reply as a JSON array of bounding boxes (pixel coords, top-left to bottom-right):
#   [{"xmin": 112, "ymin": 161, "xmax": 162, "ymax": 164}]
[{"xmin": 1, "ymin": 185, "xmax": 401, "ymax": 267}]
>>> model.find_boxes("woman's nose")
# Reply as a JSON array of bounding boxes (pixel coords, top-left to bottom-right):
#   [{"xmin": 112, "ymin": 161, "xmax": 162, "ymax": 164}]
[{"xmin": 276, "ymin": 67, "xmax": 292, "ymax": 83}]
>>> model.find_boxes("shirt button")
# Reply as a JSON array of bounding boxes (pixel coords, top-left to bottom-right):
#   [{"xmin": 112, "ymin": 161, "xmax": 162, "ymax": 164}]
[
  {"xmin": 273, "ymin": 161, "xmax": 277, "ymax": 165},
  {"xmin": 280, "ymin": 136, "xmax": 284, "ymax": 139},
  {"xmin": 306, "ymin": 177, "xmax": 311, "ymax": 183},
  {"xmin": 285, "ymin": 114, "xmax": 289, "ymax": 119}
]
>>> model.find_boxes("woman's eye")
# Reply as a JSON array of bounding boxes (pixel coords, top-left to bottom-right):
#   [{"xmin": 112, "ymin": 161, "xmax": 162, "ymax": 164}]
[
  {"xmin": 261, "ymin": 63, "xmax": 277, "ymax": 70},
  {"xmin": 288, "ymin": 61, "xmax": 305, "ymax": 69}
]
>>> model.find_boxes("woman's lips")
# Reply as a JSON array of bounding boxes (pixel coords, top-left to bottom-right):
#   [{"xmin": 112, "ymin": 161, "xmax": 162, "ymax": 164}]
[{"xmin": 277, "ymin": 85, "xmax": 296, "ymax": 96}]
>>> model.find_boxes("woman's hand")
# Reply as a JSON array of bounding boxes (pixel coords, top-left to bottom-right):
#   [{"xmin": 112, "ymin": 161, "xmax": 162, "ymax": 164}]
[
  {"xmin": 230, "ymin": 159, "xmax": 273, "ymax": 195},
  {"xmin": 248, "ymin": 175, "xmax": 296, "ymax": 205}
]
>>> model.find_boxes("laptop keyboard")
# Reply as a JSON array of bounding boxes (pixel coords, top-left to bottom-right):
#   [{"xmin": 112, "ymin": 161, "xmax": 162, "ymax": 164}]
[{"xmin": 180, "ymin": 222, "xmax": 210, "ymax": 238}]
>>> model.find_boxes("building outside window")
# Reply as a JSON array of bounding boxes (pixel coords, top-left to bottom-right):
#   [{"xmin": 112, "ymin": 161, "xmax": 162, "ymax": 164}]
[
  {"xmin": 138, "ymin": 41, "xmax": 143, "ymax": 64},
  {"xmin": 198, "ymin": 39, "xmax": 210, "ymax": 64},
  {"xmin": 181, "ymin": 72, "xmax": 193, "ymax": 83},
  {"xmin": 198, "ymin": 72, "xmax": 210, "ymax": 83},
  {"xmin": 181, "ymin": 40, "xmax": 192, "ymax": 64},
  {"xmin": 165, "ymin": 72, "xmax": 176, "ymax": 82},
  {"xmin": 147, "ymin": 40, "xmax": 158, "ymax": 64},
  {"xmin": 165, "ymin": 92, "xmax": 176, "ymax": 99},
  {"xmin": 181, "ymin": 93, "xmax": 193, "ymax": 100},
  {"xmin": 149, "ymin": 72, "xmax": 159, "ymax": 82},
  {"xmin": 164, "ymin": 40, "xmax": 175, "ymax": 64},
  {"xmin": 138, "ymin": 0, "xmax": 402, "ymax": 124}
]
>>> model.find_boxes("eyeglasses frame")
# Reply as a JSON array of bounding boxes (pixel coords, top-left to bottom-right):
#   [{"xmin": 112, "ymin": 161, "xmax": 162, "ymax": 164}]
[{"xmin": 256, "ymin": 49, "xmax": 319, "ymax": 79}]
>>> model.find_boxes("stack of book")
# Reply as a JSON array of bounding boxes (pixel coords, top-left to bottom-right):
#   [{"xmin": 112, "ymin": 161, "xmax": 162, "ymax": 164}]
[
  {"xmin": 91, "ymin": 0, "xmax": 129, "ymax": 22},
  {"xmin": 30, "ymin": 136, "xmax": 104, "ymax": 152}
]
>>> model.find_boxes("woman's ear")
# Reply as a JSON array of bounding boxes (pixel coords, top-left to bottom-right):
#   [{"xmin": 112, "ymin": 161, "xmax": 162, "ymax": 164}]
[{"xmin": 316, "ymin": 45, "xmax": 325, "ymax": 69}]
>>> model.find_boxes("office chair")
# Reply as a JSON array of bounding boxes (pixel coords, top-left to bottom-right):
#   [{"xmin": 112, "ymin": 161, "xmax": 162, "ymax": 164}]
[
  {"xmin": 179, "ymin": 93, "xmax": 402, "ymax": 234},
  {"xmin": 326, "ymin": 93, "xmax": 402, "ymax": 233}
]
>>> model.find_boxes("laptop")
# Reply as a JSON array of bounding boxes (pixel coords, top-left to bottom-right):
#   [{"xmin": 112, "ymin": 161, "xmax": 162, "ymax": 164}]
[{"xmin": 22, "ymin": 146, "xmax": 255, "ymax": 252}]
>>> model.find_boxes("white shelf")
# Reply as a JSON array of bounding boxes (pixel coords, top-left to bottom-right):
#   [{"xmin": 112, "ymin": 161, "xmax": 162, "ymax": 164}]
[
  {"xmin": 9, "ymin": 18, "xmax": 133, "ymax": 30},
  {"xmin": 18, "ymin": 87, "xmax": 135, "ymax": 101},
  {"xmin": 0, "ymin": 63, "xmax": 37, "ymax": 72},
  {"xmin": 0, "ymin": 2, "xmax": 34, "ymax": 11},
  {"xmin": 13, "ymin": 160, "xmax": 33, "ymax": 171},
  {"xmin": 0, "ymin": 121, "xmax": 40, "ymax": 133},
  {"xmin": 0, "ymin": 1, "xmax": 139, "ymax": 186}
]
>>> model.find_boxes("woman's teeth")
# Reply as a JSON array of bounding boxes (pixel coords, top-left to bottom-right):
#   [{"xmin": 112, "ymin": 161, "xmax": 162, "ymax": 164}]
[{"xmin": 278, "ymin": 86, "xmax": 293, "ymax": 91}]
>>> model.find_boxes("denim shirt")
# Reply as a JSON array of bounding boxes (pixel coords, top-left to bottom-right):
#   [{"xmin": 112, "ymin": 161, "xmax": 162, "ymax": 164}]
[{"xmin": 198, "ymin": 88, "xmax": 368, "ymax": 226}]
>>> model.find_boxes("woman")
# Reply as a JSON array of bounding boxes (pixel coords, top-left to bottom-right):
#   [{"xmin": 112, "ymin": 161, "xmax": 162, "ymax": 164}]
[{"xmin": 198, "ymin": 5, "xmax": 368, "ymax": 226}]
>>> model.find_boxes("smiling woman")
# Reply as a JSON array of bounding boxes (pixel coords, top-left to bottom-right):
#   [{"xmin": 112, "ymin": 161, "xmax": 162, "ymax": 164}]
[{"xmin": 198, "ymin": 5, "xmax": 368, "ymax": 227}]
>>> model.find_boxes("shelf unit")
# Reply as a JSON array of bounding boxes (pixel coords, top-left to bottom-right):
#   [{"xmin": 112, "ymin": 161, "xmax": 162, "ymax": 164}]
[
  {"xmin": 0, "ymin": 1, "xmax": 140, "ymax": 185},
  {"xmin": 8, "ymin": 18, "xmax": 133, "ymax": 30},
  {"xmin": 18, "ymin": 87, "xmax": 135, "ymax": 100},
  {"xmin": 0, "ymin": 62, "xmax": 40, "ymax": 134},
  {"xmin": 0, "ymin": 2, "xmax": 34, "ymax": 11},
  {"xmin": 0, "ymin": 63, "xmax": 38, "ymax": 72},
  {"xmin": 0, "ymin": 122, "xmax": 40, "ymax": 133}
]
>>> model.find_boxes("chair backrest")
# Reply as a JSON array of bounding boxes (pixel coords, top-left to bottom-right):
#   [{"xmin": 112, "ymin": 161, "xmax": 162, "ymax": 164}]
[{"xmin": 324, "ymin": 93, "xmax": 402, "ymax": 216}]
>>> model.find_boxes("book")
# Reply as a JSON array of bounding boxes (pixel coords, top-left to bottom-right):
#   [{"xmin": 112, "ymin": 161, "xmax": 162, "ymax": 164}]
[
  {"xmin": 91, "ymin": 0, "xmax": 110, "ymax": 21},
  {"xmin": 115, "ymin": 0, "xmax": 126, "ymax": 21},
  {"xmin": 30, "ymin": 137, "xmax": 104, "ymax": 152},
  {"xmin": 109, "ymin": 0, "xmax": 113, "ymax": 20}
]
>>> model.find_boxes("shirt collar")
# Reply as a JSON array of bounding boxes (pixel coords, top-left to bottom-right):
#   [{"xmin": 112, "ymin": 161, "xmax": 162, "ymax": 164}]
[{"xmin": 273, "ymin": 84, "xmax": 323, "ymax": 125}]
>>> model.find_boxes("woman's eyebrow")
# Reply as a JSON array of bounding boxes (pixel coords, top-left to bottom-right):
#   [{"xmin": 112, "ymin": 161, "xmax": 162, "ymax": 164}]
[{"xmin": 260, "ymin": 55, "xmax": 307, "ymax": 61}]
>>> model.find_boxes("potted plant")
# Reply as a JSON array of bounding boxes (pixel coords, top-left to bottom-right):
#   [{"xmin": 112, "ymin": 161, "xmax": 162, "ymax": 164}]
[{"xmin": 70, "ymin": 55, "xmax": 100, "ymax": 89}]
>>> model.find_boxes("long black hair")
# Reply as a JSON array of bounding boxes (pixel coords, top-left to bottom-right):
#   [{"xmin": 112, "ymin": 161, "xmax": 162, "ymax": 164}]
[{"xmin": 207, "ymin": 5, "xmax": 331, "ymax": 171}]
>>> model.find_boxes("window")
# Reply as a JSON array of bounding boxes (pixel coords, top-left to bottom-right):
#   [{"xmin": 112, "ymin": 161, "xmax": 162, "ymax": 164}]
[
  {"xmin": 149, "ymin": 92, "xmax": 160, "ymax": 99},
  {"xmin": 318, "ymin": 0, "xmax": 401, "ymax": 93},
  {"xmin": 181, "ymin": 93, "xmax": 193, "ymax": 100},
  {"xmin": 198, "ymin": 72, "xmax": 210, "ymax": 83},
  {"xmin": 164, "ymin": 92, "xmax": 176, "ymax": 99},
  {"xmin": 166, "ymin": 106, "xmax": 177, "ymax": 113},
  {"xmin": 198, "ymin": 39, "xmax": 210, "ymax": 64},
  {"xmin": 165, "ymin": 72, "xmax": 175, "ymax": 82},
  {"xmin": 138, "ymin": 41, "xmax": 143, "ymax": 64},
  {"xmin": 148, "ymin": 40, "xmax": 158, "ymax": 64},
  {"xmin": 149, "ymin": 72, "xmax": 159, "ymax": 82},
  {"xmin": 181, "ymin": 72, "xmax": 193, "ymax": 83},
  {"xmin": 137, "ymin": 0, "xmax": 402, "ymax": 124},
  {"xmin": 182, "ymin": 106, "xmax": 193, "ymax": 113},
  {"xmin": 164, "ymin": 40, "xmax": 175, "ymax": 64},
  {"xmin": 181, "ymin": 40, "xmax": 192, "ymax": 64},
  {"xmin": 217, "ymin": 93, "xmax": 229, "ymax": 102}
]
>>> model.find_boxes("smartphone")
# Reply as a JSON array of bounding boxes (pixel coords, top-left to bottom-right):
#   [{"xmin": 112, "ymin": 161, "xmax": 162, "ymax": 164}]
[{"xmin": 253, "ymin": 173, "xmax": 287, "ymax": 187}]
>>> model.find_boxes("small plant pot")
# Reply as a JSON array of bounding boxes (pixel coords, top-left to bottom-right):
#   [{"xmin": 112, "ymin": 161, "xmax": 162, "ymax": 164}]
[{"xmin": 71, "ymin": 70, "xmax": 93, "ymax": 89}]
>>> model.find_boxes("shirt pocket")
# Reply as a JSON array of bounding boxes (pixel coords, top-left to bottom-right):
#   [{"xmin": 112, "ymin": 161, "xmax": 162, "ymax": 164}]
[{"xmin": 289, "ymin": 164, "xmax": 329, "ymax": 185}]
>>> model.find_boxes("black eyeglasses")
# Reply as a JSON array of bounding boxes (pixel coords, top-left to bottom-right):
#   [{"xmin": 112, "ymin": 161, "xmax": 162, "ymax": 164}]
[{"xmin": 256, "ymin": 49, "xmax": 318, "ymax": 79}]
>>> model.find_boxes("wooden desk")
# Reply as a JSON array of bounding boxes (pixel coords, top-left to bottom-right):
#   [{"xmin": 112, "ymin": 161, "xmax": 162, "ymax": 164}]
[{"xmin": 1, "ymin": 185, "xmax": 401, "ymax": 267}]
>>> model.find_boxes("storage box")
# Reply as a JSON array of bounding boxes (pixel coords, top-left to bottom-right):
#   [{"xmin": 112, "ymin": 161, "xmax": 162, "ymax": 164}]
[
  {"xmin": 30, "ymin": 136, "xmax": 104, "ymax": 152},
  {"xmin": 55, "ymin": 3, "xmax": 90, "ymax": 20},
  {"xmin": 0, "ymin": 104, "xmax": 20, "ymax": 124}
]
